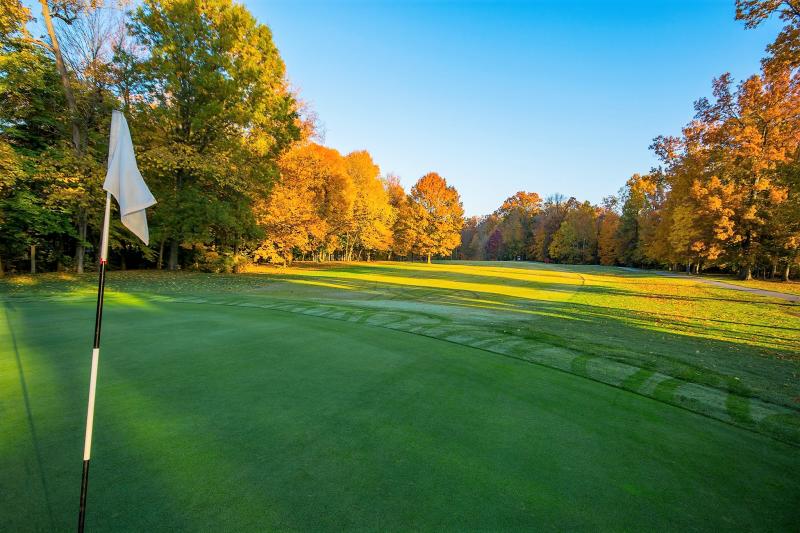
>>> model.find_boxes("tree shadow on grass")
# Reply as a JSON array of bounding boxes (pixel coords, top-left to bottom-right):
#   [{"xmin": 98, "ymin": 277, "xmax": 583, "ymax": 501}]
[
  {"xmin": 1, "ymin": 299, "xmax": 193, "ymax": 532},
  {"xmin": 3, "ymin": 303, "xmax": 55, "ymax": 530}
]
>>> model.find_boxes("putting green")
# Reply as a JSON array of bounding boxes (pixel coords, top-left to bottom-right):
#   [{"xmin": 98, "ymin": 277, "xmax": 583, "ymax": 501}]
[{"xmin": 2, "ymin": 295, "xmax": 798, "ymax": 531}]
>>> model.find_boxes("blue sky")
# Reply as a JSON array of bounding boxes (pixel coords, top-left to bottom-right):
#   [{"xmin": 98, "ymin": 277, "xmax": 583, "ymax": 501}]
[{"xmin": 249, "ymin": 0, "xmax": 782, "ymax": 216}]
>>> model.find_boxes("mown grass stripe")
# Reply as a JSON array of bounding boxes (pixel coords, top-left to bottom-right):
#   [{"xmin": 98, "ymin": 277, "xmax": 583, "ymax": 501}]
[{"xmin": 622, "ymin": 368, "xmax": 655, "ymax": 392}]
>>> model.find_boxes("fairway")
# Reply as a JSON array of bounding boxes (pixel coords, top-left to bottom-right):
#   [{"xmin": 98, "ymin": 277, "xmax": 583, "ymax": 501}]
[{"xmin": 2, "ymin": 261, "xmax": 799, "ymax": 531}]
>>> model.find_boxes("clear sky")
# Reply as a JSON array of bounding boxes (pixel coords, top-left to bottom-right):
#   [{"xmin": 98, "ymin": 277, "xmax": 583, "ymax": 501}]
[{"xmin": 249, "ymin": 1, "xmax": 779, "ymax": 216}]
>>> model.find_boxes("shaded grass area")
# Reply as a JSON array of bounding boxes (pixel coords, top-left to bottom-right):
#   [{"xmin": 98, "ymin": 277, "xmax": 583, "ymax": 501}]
[{"xmin": 2, "ymin": 297, "xmax": 799, "ymax": 531}]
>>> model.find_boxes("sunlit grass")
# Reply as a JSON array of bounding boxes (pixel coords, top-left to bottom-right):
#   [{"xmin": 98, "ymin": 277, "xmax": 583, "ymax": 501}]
[
  {"xmin": 283, "ymin": 279, "xmax": 357, "ymax": 291},
  {"xmin": 260, "ymin": 266, "xmax": 580, "ymax": 303},
  {"xmin": 365, "ymin": 261, "xmax": 584, "ymax": 284}
]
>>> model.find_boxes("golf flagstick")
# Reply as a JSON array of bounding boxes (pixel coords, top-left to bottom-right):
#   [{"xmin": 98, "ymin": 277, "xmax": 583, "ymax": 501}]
[
  {"xmin": 78, "ymin": 111, "xmax": 155, "ymax": 533},
  {"xmin": 78, "ymin": 192, "xmax": 111, "ymax": 533}
]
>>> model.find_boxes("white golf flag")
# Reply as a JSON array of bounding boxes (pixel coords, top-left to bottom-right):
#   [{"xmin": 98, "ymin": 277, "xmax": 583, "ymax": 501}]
[{"xmin": 103, "ymin": 110, "xmax": 156, "ymax": 245}]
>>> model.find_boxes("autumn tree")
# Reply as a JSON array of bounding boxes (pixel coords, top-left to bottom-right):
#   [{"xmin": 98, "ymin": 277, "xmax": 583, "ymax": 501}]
[
  {"xmin": 529, "ymin": 194, "xmax": 574, "ymax": 262},
  {"xmin": 654, "ymin": 67, "xmax": 800, "ymax": 278},
  {"xmin": 737, "ymin": 0, "xmax": 800, "ymax": 72},
  {"xmin": 485, "ymin": 227, "xmax": 503, "ymax": 260},
  {"xmin": 456, "ymin": 214, "xmax": 497, "ymax": 260},
  {"xmin": 493, "ymin": 191, "xmax": 541, "ymax": 259},
  {"xmin": 597, "ymin": 197, "xmax": 621, "ymax": 266},
  {"xmin": 383, "ymin": 174, "xmax": 413, "ymax": 259},
  {"xmin": 457, "ymin": 216, "xmax": 481, "ymax": 259},
  {"xmin": 256, "ymin": 143, "xmax": 353, "ymax": 264},
  {"xmin": 344, "ymin": 151, "xmax": 394, "ymax": 261},
  {"xmin": 769, "ymin": 162, "xmax": 800, "ymax": 279},
  {"xmin": 407, "ymin": 173, "xmax": 464, "ymax": 263},
  {"xmin": 253, "ymin": 176, "xmax": 319, "ymax": 265},
  {"xmin": 614, "ymin": 172, "xmax": 666, "ymax": 267}
]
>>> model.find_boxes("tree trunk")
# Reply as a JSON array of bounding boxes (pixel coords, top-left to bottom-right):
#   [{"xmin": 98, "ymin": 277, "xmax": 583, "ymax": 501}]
[
  {"xmin": 40, "ymin": 2, "xmax": 91, "ymax": 276},
  {"xmin": 427, "ymin": 253, "xmax": 431, "ymax": 264},
  {"xmin": 685, "ymin": 262, "xmax": 692, "ymax": 273},
  {"xmin": 784, "ymin": 262, "xmax": 792, "ymax": 282},
  {"xmin": 39, "ymin": 1, "xmax": 81, "ymax": 151},
  {"xmin": 30, "ymin": 244, "xmax": 36, "ymax": 274},
  {"xmin": 55, "ymin": 238, "xmax": 64, "ymax": 271},
  {"xmin": 0, "ymin": 255, "xmax": 3, "ymax": 277},
  {"xmin": 168, "ymin": 239, "xmax": 179, "ymax": 271},
  {"xmin": 157, "ymin": 240, "xmax": 165, "ymax": 270},
  {"xmin": 738, "ymin": 265, "xmax": 752, "ymax": 281},
  {"xmin": 75, "ymin": 209, "xmax": 87, "ymax": 273}
]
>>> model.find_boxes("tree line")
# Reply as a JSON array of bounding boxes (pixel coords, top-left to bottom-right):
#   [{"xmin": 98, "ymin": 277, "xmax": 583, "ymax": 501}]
[
  {"xmin": 1, "ymin": 1, "xmax": 798, "ymax": 280},
  {"xmin": 459, "ymin": 1, "xmax": 800, "ymax": 281},
  {"xmin": 0, "ymin": 0, "xmax": 464, "ymax": 274},
  {"xmin": 256, "ymin": 144, "xmax": 463, "ymax": 265}
]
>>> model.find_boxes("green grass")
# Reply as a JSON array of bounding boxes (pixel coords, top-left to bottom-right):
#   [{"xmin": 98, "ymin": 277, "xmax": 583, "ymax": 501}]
[{"xmin": 2, "ymin": 261, "xmax": 799, "ymax": 530}]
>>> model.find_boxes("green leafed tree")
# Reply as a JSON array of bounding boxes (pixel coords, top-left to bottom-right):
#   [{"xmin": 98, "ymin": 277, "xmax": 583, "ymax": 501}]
[
  {"xmin": 548, "ymin": 201, "xmax": 599, "ymax": 264},
  {"xmin": 128, "ymin": 0, "xmax": 301, "ymax": 269}
]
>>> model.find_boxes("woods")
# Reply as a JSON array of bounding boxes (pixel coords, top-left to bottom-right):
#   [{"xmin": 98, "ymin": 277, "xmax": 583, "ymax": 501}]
[
  {"xmin": 1, "ymin": 0, "xmax": 798, "ymax": 280},
  {"xmin": 0, "ymin": 0, "xmax": 464, "ymax": 273}
]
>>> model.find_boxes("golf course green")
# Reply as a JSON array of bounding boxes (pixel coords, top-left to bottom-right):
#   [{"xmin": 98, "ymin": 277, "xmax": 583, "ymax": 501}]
[{"xmin": 2, "ymin": 261, "xmax": 799, "ymax": 530}]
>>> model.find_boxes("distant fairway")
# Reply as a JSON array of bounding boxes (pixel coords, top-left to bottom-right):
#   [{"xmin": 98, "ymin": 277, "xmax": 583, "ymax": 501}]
[{"xmin": 2, "ymin": 261, "xmax": 799, "ymax": 530}]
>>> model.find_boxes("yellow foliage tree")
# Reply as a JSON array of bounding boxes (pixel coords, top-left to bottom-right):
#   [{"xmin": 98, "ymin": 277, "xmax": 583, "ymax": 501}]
[{"xmin": 344, "ymin": 151, "xmax": 394, "ymax": 261}]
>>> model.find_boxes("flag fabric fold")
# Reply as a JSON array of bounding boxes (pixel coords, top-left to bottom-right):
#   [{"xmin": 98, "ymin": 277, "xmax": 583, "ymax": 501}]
[{"xmin": 103, "ymin": 110, "xmax": 156, "ymax": 245}]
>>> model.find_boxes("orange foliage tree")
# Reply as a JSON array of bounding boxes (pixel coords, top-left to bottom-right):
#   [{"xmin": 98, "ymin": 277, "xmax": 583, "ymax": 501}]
[
  {"xmin": 406, "ymin": 173, "xmax": 464, "ymax": 263},
  {"xmin": 255, "ymin": 143, "xmax": 353, "ymax": 264},
  {"xmin": 652, "ymin": 67, "xmax": 800, "ymax": 278},
  {"xmin": 597, "ymin": 198, "xmax": 621, "ymax": 266}
]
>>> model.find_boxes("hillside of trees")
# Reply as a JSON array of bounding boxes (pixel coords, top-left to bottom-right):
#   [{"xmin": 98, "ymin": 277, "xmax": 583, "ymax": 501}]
[{"xmin": 1, "ymin": 0, "xmax": 798, "ymax": 281}]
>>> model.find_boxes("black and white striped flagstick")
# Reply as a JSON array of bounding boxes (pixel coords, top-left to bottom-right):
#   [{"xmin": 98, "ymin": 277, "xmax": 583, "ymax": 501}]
[{"xmin": 78, "ymin": 191, "xmax": 112, "ymax": 533}]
